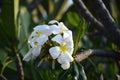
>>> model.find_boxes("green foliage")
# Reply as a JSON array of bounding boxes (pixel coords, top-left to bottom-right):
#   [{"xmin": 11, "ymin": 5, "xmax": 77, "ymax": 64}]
[
  {"xmin": 0, "ymin": 0, "xmax": 120, "ymax": 80},
  {"xmin": 73, "ymin": 62, "xmax": 87, "ymax": 80},
  {"xmin": 73, "ymin": 18, "xmax": 88, "ymax": 55},
  {"xmin": 67, "ymin": 12, "xmax": 80, "ymax": 27}
]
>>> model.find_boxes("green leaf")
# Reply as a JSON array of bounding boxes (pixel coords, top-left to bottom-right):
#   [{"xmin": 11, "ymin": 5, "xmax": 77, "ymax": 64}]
[
  {"xmin": 67, "ymin": 12, "xmax": 81, "ymax": 27},
  {"xmin": 77, "ymin": 63, "xmax": 87, "ymax": 80},
  {"xmin": 7, "ymin": 61, "xmax": 17, "ymax": 71},
  {"xmin": 17, "ymin": 7, "xmax": 30, "ymax": 56},
  {"xmin": 0, "ymin": 50, "xmax": 17, "ymax": 71},
  {"xmin": 0, "ymin": 50, "xmax": 7, "ymax": 63},
  {"xmin": 38, "ymin": 69, "xmax": 55, "ymax": 80},
  {"xmin": 1, "ymin": 0, "xmax": 15, "ymax": 37},
  {"xmin": 73, "ymin": 19, "xmax": 88, "ymax": 55},
  {"xmin": 56, "ymin": 69, "xmax": 70, "ymax": 80},
  {"xmin": 73, "ymin": 62, "xmax": 87, "ymax": 80},
  {"xmin": 0, "ymin": 0, "xmax": 19, "ymax": 48},
  {"xmin": 0, "ymin": 57, "xmax": 12, "ymax": 76},
  {"xmin": 18, "ymin": 7, "xmax": 30, "ymax": 41},
  {"xmin": 73, "ymin": 62, "xmax": 79, "ymax": 80}
]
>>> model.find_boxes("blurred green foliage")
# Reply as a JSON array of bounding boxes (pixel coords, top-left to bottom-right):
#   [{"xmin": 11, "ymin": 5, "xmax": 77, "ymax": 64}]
[{"xmin": 0, "ymin": 0, "xmax": 120, "ymax": 80}]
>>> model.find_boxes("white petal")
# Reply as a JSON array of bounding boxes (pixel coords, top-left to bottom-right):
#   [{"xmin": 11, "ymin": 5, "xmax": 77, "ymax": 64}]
[
  {"xmin": 63, "ymin": 31, "xmax": 74, "ymax": 50},
  {"xmin": 36, "ymin": 34, "xmax": 48, "ymax": 45},
  {"xmin": 66, "ymin": 52, "xmax": 74, "ymax": 62},
  {"xmin": 58, "ymin": 22, "xmax": 68, "ymax": 31},
  {"xmin": 28, "ymin": 31, "xmax": 36, "ymax": 43},
  {"xmin": 48, "ymin": 20, "xmax": 59, "ymax": 25},
  {"xmin": 34, "ymin": 25, "xmax": 51, "ymax": 35},
  {"xmin": 50, "ymin": 25, "xmax": 60, "ymax": 34},
  {"xmin": 52, "ymin": 34, "xmax": 63, "ymax": 44},
  {"xmin": 57, "ymin": 52, "xmax": 73, "ymax": 64},
  {"xmin": 63, "ymin": 30, "xmax": 72, "ymax": 40},
  {"xmin": 29, "ymin": 35, "xmax": 48, "ymax": 47},
  {"xmin": 66, "ymin": 40, "xmax": 74, "ymax": 49},
  {"xmin": 67, "ymin": 48, "xmax": 74, "ymax": 55},
  {"xmin": 33, "ymin": 25, "xmax": 49, "ymax": 31},
  {"xmin": 61, "ymin": 62, "xmax": 70, "ymax": 70},
  {"xmin": 49, "ymin": 46, "xmax": 61, "ymax": 59},
  {"xmin": 32, "ymin": 46, "xmax": 41, "ymax": 57},
  {"xmin": 57, "ymin": 53, "xmax": 69, "ymax": 64},
  {"xmin": 23, "ymin": 49, "xmax": 32, "ymax": 62}
]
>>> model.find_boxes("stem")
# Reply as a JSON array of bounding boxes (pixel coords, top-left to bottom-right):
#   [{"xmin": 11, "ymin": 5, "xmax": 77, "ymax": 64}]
[
  {"xmin": 0, "ymin": 75, "xmax": 7, "ymax": 80},
  {"xmin": 0, "ymin": 57, "xmax": 12, "ymax": 76},
  {"xmin": 14, "ymin": 47, "xmax": 24, "ymax": 80},
  {"xmin": 75, "ymin": 49, "xmax": 120, "ymax": 62}
]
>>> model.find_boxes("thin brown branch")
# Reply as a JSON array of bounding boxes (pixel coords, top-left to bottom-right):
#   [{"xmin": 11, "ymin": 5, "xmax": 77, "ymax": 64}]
[
  {"xmin": 13, "ymin": 46, "xmax": 24, "ymax": 80},
  {"xmin": 75, "ymin": 49, "xmax": 120, "ymax": 62},
  {"xmin": 0, "ymin": 75, "xmax": 7, "ymax": 80},
  {"xmin": 73, "ymin": 0, "xmax": 105, "ymax": 33},
  {"xmin": 15, "ymin": 53, "xmax": 24, "ymax": 80},
  {"xmin": 73, "ymin": 0, "xmax": 120, "ymax": 48},
  {"xmin": 75, "ymin": 49, "xmax": 92, "ymax": 62},
  {"xmin": 89, "ymin": 0, "xmax": 120, "ymax": 47}
]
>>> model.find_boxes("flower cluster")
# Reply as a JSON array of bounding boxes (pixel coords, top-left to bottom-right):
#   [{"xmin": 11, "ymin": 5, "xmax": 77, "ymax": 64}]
[{"xmin": 23, "ymin": 20, "xmax": 74, "ymax": 70}]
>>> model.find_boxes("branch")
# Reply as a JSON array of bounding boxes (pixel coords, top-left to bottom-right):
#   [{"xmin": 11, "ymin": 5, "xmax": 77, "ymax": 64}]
[
  {"xmin": 89, "ymin": 0, "xmax": 120, "ymax": 47},
  {"xmin": 12, "ymin": 47, "xmax": 24, "ymax": 80},
  {"xmin": 73, "ymin": 0, "xmax": 120, "ymax": 47},
  {"xmin": 73, "ymin": 0, "xmax": 105, "ymax": 33},
  {"xmin": 15, "ymin": 54, "xmax": 24, "ymax": 80},
  {"xmin": 75, "ymin": 49, "xmax": 120, "ymax": 62},
  {"xmin": 0, "ymin": 75, "xmax": 7, "ymax": 80}
]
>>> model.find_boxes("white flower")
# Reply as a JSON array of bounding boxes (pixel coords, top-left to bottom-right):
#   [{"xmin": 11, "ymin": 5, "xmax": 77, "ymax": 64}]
[
  {"xmin": 23, "ymin": 20, "xmax": 75, "ymax": 70},
  {"xmin": 23, "ymin": 25, "xmax": 51, "ymax": 62},
  {"xmin": 49, "ymin": 20, "xmax": 69, "ymax": 34},
  {"xmin": 28, "ymin": 25, "xmax": 51, "ymax": 46},
  {"xmin": 49, "ymin": 33, "xmax": 74, "ymax": 69},
  {"xmin": 23, "ymin": 46, "xmax": 41, "ymax": 62}
]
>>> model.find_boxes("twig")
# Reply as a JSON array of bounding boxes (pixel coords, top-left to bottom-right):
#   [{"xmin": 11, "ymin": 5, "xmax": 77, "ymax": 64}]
[
  {"xmin": 15, "ymin": 53, "xmax": 24, "ymax": 80},
  {"xmin": 73, "ymin": 0, "xmax": 120, "ymax": 47},
  {"xmin": 0, "ymin": 75, "xmax": 7, "ymax": 80},
  {"xmin": 73, "ymin": 0, "xmax": 105, "ymax": 33},
  {"xmin": 75, "ymin": 49, "xmax": 120, "ymax": 62},
  {"xmin": 75, "ymin": 49, "xmax": 92, "ymax": 62},
  {"xmin": 13, "ymin": 46, "xmax": 24, "ymax": 80},
  {"xmin": 89, "ymin": 0, "xmax": 120, "ymax": 47}
]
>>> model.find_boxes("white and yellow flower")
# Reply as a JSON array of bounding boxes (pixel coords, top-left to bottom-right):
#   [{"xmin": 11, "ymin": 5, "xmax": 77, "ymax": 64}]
[
  {"xmin": 28, "ymin": 25, "xmax": 51, "ymax": 46},
  {"xmin": 23, "ymin": 25, "xmax": 51, "ymax": 62},
  {"xmin": 23, "ymin": 20, "xmax": 74, "ymax": 70},
  {"xmin": 49, "ymin": 32, "xmax": 74, "ymax": 69}
]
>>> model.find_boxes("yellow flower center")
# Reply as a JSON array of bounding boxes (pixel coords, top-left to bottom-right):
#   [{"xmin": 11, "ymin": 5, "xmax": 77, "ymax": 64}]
[
  {"xmin": 35, "ymin": 31, "xmax": 41, "ymax": 37},
  {"xmin": 60, "ymin": 43, "xmax": 68, "ymax": 52}
]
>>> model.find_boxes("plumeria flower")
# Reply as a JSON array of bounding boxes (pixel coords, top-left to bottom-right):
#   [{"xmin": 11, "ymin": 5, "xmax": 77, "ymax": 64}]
[
  {"xmin": 23, "ymin": 46, "xmax": 41, "ymax": 62},
  {"xmin": 49, "ymin": 20, "xmax": 69, "ymax": 34},
  {"xmin": 23, "ymin": 25, "xmax": 52, "ymax": 62},
  {"xmin": 23, "ymin": 20, "xmax": 74, "ymax": 70},
  {"xmin": 28, "ymin": 25, "xmax": 51, "ymax": 46},
  {"xmin": 49, "ymin": 33, "xmax": 74, "ymax": 69}
]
